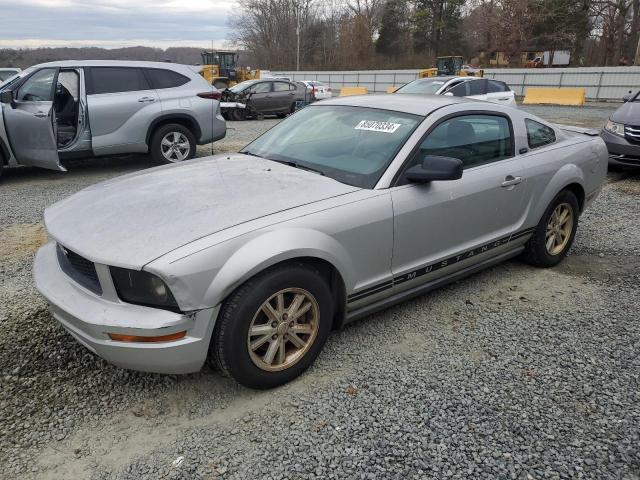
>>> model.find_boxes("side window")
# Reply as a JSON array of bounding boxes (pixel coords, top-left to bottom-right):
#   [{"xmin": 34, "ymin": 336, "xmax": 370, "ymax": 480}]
[
  {"xmin": 86, "ymin": 67, "xmax": 150, "ymax": 95},
  {"xmin": 487, "ymin": 80, "xmax": 509, "ymax": 93},
  {"xmin": 251, "ymin": 82, "xmax": 272, "ymax": 94},
  {"xmin": 16, "ymin": 68, "xmax": 57, "ymax": 102},
  {"xmin": 417, "ymin": 115, "xmax": 514, "ymax": 169},
  {"xmin": 144, "ymin": 69, "xmax": 190, "ymax": 89},
  {"xmin": 446, "ymin": 82, "xmax": 468, "ymax": 97},
  {"xmin": 273, "ymin": 82, "xmax": 290, "ymax": 92},
  {"xmin": 467, "ymin": 79, "xmax": 487, "ymax": 96},
  {"xmin": 526, "ymin": 119, "xmax": 556, "ymax": 149}
]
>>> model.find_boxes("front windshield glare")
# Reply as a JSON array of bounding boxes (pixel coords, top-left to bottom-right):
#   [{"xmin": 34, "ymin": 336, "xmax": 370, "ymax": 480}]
[
  {"xmin": 241, "ymin": 105, "xmax": 422, "ymax": 188},
  {"xmin": 396, "ymin": 80, "xmax": 445, "ymax": 95}
]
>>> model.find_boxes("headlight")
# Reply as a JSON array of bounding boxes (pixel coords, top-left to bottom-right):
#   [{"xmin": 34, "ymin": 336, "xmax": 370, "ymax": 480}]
[
  {"xmin": 604, "ymin": 119, "xmax": 625, "ymax": 137},
  {"xmin": 110, "ymin": 267, "xmax": 179, "ymax": 311}
]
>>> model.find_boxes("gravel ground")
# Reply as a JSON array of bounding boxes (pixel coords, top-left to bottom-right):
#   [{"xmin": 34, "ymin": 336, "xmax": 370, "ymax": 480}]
[{"xmin": 1, "ymin": 107, "xmax": 639, "ymax": 479}]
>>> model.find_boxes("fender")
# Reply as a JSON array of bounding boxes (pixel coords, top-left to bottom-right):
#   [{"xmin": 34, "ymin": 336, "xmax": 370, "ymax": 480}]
[
  {"xmin": 145, "ymin": 113, "xmax": 202, "ymax": 146},
  {"xmin": 528, "ymin": 163, "xmax": 585, "ymax": 225},
  {"xmin": 202, "ymin": 228, "xmax": 355, "ymax": 308}
]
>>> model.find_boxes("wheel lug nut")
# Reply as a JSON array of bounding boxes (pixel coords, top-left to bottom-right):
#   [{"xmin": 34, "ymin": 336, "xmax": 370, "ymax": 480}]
[
  {"xmin": 271, "ymin": 322, "xmax": 277, "ymax": 328},
  {"xmin": 289, "ymin": 322, "xmax": 294, "ymax": 327},
  {"xmin": 272, "ymin": 334, "xmax": 277, "ymax": 340}
]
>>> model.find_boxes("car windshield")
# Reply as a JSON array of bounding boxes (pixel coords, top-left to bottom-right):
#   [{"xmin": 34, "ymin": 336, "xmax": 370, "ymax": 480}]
[
  {"xmin": 241, "ymin": 105, "xmax": 422, "ymax": 188},
  {"xmin": 396, "ymin": 79, "xmax": 446, "ymax": 95},
  {"xmin": 229, "ymin": 80, "xmax": 258, "ymax": 93}
]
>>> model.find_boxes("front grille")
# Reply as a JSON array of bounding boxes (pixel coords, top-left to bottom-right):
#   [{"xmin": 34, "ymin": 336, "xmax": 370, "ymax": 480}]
[
  {"xmin": 624, "ymin": 125, "xmax": 640, "ymax": 144},
  {"xmin": 57, "ymin": 244, "xmax": 102, "ymax": 294}
]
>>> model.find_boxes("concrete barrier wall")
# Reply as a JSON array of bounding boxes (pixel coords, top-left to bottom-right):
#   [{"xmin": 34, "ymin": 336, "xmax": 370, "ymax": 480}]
[{"xmin": 272, "ymin": 67, "xmax": 640, "ymax": 102}]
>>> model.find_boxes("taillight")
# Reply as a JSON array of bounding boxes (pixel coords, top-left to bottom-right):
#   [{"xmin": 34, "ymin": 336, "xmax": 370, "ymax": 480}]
[{"xmin": 197, "ymin": 91, "xmax": 222, "ymax": 100}]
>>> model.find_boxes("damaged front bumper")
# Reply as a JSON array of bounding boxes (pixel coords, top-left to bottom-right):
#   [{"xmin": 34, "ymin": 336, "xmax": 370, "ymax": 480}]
[{"xmin": 33, "ymin": 242, "xmax": 219, "ymax": 374}]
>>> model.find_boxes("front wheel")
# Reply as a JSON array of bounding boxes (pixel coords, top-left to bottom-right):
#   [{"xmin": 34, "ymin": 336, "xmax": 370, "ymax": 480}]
[
  {"xmin": 210, "ymin": 263, "xmax": 333, "ymax": 389},
  {"xmin": 522, "ymin": 190, "xmax": 579, "ymax": 267},
  {"xmin": 150, "ymin": 124, "xmax": 196, "ymax": 164}
]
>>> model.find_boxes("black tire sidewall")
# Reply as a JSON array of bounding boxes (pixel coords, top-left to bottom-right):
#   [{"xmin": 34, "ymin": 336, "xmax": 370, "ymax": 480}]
[
  {"xmin": 213, "ymin": 264, "xmax": 333, "ymax": 389},
  {"xmin": 150, "ymin": 124, "xmax": 196, "ymax": 164},
  {"xmin": 526, "ymin": 190, "xmax": 579, "ymax": 267}
]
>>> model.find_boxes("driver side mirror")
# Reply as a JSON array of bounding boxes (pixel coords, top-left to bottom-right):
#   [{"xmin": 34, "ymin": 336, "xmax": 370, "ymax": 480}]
[
  {"xmin": 405, "ymin": 155, "xmax": 463, "ymax": 183},
  {"xmin": 0, "ymin": 90, "xmax": 14, "ymax": 105}
]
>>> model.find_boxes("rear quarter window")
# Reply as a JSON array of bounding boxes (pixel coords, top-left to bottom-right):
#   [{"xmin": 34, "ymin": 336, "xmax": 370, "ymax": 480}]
[
  {"xmin": 526, "ymin": 119, "xmax": 556, "ymax": 149},
  {"xmin": 144, "ymin": 69, "xmax": 190, "ymax": 89}
]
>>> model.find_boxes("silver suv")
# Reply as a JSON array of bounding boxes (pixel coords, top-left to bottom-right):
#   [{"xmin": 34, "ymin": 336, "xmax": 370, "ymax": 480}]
[{"xmin": 0, "ymin": 61, "xmax": 226, "ymax": 174}]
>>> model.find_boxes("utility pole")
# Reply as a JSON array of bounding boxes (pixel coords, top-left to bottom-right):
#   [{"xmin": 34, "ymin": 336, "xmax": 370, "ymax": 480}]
[{"xmin": 295, "ymin": 1, "xmax": 301, "ymax": 71}]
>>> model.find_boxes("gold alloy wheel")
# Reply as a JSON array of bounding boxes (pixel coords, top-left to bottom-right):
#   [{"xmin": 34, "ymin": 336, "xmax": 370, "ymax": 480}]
[
  {"xmin": 545, "ymin": 203, "xmax": 574, "ymax": 255},
  {"xmin": 247, "ymin": 288, "xmax": 320, "ymax": 372}
]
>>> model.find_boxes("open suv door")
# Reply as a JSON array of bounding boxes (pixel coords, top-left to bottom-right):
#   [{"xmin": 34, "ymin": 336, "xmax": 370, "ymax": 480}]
[{"xmin": 1, "ymin": 67, "xmax": 65, "ymax": 171}]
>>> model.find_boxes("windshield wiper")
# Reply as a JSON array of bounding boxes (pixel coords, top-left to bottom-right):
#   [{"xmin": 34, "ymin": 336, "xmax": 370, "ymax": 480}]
[
  {"xmin": 241, "ymin": 150, "xmax": 262, "ymax": 158},
  {"xmin": 269, "ymin": 159, "xmax": 325, "ymax": 176}
]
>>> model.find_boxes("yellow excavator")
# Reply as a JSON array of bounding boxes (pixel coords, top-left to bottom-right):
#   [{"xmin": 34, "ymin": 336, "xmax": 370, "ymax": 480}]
[
  {"xmin": 419, "ymin": 56, "xmax": 483, "ymax": 78},
  {"xmin": 200, "ymin": 50, "xmax": 260, "ymax": 89}
]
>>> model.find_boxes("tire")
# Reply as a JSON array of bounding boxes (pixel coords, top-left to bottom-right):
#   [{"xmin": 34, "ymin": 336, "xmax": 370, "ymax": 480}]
[
  {"xmin": 210, "ymin": 263, "xmax": 333, "ymax": 389},
  {"xmin": 230, "ymin": 109, "xmax": 246, "ymax": 121},
  {"xmin": 150, "ymin": 123, "xmax": 196, "ymax": 164},
  {"xmin": 522, "ymin": 189, "xmax": 579, "ymax": 268}
]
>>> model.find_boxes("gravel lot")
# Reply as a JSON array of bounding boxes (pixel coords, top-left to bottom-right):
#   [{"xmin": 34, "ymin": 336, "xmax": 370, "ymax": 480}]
[{"xmin": 1, "ymin": 105, "xmax": 639, "ymax": 479}]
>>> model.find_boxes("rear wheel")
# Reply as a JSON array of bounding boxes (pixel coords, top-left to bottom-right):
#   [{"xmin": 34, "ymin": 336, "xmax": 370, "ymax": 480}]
[
  {"xmin": 210, "ymin": 263, "xmax": 333, "ymax": 389},
  {"xmin": 522, "ymin": 190, "xmax": 579, "ymax": 267},
  {"xmin": 150, "ymin": 124, "xmax": 196, "ymax": 164}
]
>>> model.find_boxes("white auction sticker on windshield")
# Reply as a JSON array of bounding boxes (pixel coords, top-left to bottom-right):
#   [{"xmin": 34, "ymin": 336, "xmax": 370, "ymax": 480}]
[{"xmin": 355, "ymin": 120, "xmax": 402, "ymax": 133}]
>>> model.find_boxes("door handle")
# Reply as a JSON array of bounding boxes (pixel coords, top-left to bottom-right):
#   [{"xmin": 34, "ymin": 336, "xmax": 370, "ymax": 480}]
[
  {"xmin": 501, "ymin": 175, "xmax": 522, "ymax": 187},
  {"xmin": 138, "ymin": 97, "xmax": 155, "ymax": 103},
  {"xmin": 33, "ymin": 111, "xmax": 48, "ymax": 118}
]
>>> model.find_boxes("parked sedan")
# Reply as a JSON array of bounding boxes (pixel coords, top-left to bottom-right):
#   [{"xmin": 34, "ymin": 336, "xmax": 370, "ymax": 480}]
[
  {"xmin": 300, "ymin": 80, "xmax": 333, "ymax": 100},
  {"xmin": 222, "ymin": 79, "xmax": 306, "ymax": 119},
  {"xmin": 34, "ymin": 94, "xmax": 607, "ymax": 389},
  {"xmin": 602, "ymin": 90, "xmax": 640, "ymax": 168},
  {"xmin": 395, "ymin": 76, "xmax": 517, "ymax": 107},
  {"xmin": 0, "ymin": 61, "xmax": 225, "ymax": 175}
]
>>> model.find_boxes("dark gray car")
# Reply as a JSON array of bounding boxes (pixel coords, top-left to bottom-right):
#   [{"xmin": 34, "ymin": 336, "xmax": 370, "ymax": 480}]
[
  {"xmin": 225, "ymin": 79, "xmax": 306, "ymax": 118},
  {"xmin": 601, "ymin": 90, "xmax": 640, "ymax": 167}
]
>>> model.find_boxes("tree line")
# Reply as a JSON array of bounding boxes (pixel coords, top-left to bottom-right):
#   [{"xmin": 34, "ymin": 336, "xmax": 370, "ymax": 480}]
[
  {"xmin": 0, "ymin": 47, "xmax": 205, "ymax": 69},
  {"xmin": 231, "ymin": 0, "xmax": 640, "ymax": 69}
]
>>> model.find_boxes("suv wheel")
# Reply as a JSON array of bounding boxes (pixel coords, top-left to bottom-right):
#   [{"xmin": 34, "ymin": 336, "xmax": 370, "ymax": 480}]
[
  {"xmin": 150, "ymin": 124, "xmax": 196, "ymax": 164},
  {"xmin": 210, "ymin": 263, "xmax": 333, "ymax": 389},
  {"xmin": 522, "ymin": 190, "xmax": 579, "ymax": 267}
]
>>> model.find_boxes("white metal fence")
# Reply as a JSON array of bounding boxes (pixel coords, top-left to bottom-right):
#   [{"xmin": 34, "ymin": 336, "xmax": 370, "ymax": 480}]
[{"xmin": 272, "ymin": 67, "xmax": 640, "ymax": 102}]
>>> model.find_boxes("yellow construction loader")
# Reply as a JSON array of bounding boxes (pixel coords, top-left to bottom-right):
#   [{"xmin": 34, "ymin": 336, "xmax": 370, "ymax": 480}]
[
  {"xmin": 419, "ymin": 56, "xmax": 484, "ymax": 78},
  {"xmin": 200, "ymin": 50, "xmax": 260, "ymax": 89}
]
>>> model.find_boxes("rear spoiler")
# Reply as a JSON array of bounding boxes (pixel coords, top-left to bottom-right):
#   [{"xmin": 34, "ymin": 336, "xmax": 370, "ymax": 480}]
[{"xmin": 556, "ymin": 124, "xmax": 600, "ymax": 136}]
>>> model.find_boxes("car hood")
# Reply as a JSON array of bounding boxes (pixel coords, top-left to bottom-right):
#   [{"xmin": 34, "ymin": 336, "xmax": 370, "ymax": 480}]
[
  {"xmin": 45, "ymin": 154, "xmax": 360, "ymax": 268},
  {"xmin": 611, "ymin": 101, "xmax": 640, "ymax": 124}
]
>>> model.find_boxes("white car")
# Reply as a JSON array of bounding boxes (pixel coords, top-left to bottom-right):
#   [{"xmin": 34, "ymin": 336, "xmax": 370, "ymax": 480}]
[
  {"xmin": 395, "ymin": 76, "xmax": 517, "ymax": 108},
  {"xmin": 0, "ymin": 68, "xmax": 21, "ymax": 83},
  {"xmin": 300, "ymin": 80, "xmax": 332, "ymax": 100}
]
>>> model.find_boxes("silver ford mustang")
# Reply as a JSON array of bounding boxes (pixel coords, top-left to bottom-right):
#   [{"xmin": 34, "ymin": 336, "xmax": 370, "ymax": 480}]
[{"xmin": 34, "ymin": 95, "xmax": 607, "ymax": 389}]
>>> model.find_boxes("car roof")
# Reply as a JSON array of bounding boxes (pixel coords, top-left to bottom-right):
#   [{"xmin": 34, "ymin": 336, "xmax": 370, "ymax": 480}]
[
  {"xmin": 27, "ymin": 60, "xmax": 196, "ymax": 70},
  {"xmin": 317, "ymin": 93, "xmax": 483, "ymax": 116}
]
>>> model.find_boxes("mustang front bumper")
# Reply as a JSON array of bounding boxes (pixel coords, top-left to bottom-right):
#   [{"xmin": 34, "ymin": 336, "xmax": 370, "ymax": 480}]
[{"xmin": 33, "ymin": 242, "xmax": 219, "ymax": 374}]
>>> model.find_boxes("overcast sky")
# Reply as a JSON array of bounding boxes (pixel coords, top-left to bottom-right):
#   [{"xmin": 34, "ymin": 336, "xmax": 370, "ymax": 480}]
[{"xmin": 0, "ymin": 0, "xmax": 237, "ymax": 49}]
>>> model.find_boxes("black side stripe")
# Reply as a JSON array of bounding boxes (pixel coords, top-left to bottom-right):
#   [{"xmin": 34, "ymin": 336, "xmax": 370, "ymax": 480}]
[{"xmin": 347, "ymin": 226, "xmax": 535, "ymax": 304}]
